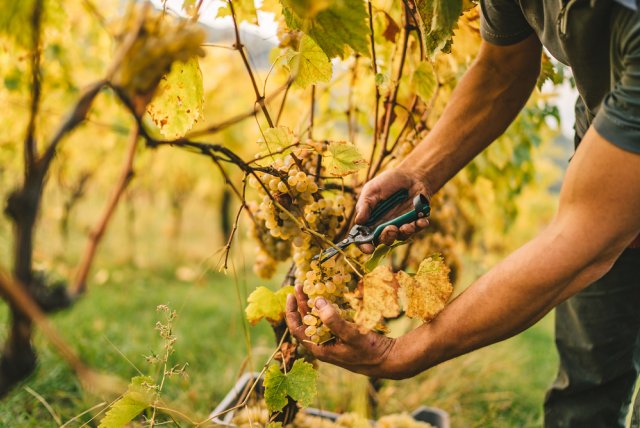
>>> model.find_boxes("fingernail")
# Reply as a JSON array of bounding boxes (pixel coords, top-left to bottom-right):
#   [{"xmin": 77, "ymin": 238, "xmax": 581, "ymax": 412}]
[{"xmin": 315, "ymin": 298, "xmax": 327, "ymax": 309}]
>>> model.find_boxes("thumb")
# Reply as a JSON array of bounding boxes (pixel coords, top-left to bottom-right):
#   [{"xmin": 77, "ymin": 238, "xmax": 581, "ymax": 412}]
[
  {"xmin": 355, "ymin": 186, "xmax": 379, "ymax": 225},
  {"xmin": 316, "ymin": 298, "xmax": 357, "ymax": 342}
]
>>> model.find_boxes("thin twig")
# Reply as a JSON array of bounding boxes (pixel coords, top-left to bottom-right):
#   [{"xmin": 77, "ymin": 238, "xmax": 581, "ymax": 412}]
[
  {"xmin": 187, "ymin": 79, "xmax": 291, "ymax": 138},
  {"xmin": 71, "ymin": 126, "xmax": 140, "ymax": 296},
  {"xmin": 275, "ymin": 81, "xmax": 293, "ymax": 126},
  {"xmin": 59, "ymin": 402, "xmax": 107, "ymax": 428},
  {"xmin": 40, "ymin": 81, "xmax": 106, "ymax": 170},
  {"xmin": 369, "ymin": 4, "xmax": 412, "ymax": 180},
  {"xmin": 228, "ymin": 0, "xmax": 274, "ymax": 127},
  {"xmin": 365, "ymin": 0, "xmax": 381, "ymax": 179}
]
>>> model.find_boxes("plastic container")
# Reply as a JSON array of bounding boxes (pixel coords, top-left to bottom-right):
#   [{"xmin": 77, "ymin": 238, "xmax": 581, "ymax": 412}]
[{"xmin": 210, "ymin": 372, "xmax": 450, "ymax": 428}]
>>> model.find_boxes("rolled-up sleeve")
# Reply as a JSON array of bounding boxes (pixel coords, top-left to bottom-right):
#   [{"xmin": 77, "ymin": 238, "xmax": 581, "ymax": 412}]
[
  {"xmin": 480, "ymin": 0, "xmax": 533, "ymax": 46},
  {"xmin": 593, "ymin": 11, "xmax": 640, "ymax": 154}
]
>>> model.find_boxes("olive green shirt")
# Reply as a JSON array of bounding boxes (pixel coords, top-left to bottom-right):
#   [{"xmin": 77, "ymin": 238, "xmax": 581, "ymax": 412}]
[{"xmin": 480, "ymin": 0, "xmax": 640, "ymax": 154}]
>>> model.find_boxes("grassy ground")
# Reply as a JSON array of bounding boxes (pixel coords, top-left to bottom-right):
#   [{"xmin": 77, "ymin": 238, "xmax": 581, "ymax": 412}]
[{"xmin": 0, "ymin": 262, "xmax": 558, "ymax": 427}]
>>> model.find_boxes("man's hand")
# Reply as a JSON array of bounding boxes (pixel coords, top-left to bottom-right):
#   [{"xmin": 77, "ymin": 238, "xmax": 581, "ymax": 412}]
[
  {"xmin": 355, "ymin": 169, "xmax": 431, "ymax": 253},
  {"xmin": 285, "ymin": 285, "xmax": 405, "ymax": 379}
]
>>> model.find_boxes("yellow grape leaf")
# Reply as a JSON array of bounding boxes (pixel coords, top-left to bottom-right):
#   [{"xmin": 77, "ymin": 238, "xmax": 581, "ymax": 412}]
[
  {"xmin": 398, "ymin": 255, "xmax": 453, "ymax": 321},
  {"xmin": 381, "ymin": 11, "xmax": 400, "ymax": 43},
  {"xmin": 98, "ymin": 376, "xmax": 156, "ymax": 428},
  {"xmin": 146, "ymin": 57, "xmax": 204, "ymax": 139},
  {"xmin": 411, "ymin": 61, "xmax": 437, "ymax": 104},
  {"xmin": 264, "ymin": 360, "xmax": 317, "ymax": 412},
  {"xmin": 324, "ymin": 141, "xmax": 367, "ymax": 177},
  {"xmin": 286, "ymin": 35, "xmax": 333, "ymax": 88},
  {"xmin": 217, "ymin": 0, "xmax": 258, "ymax": 24},
  {"xmin": 245, "ymin": 286, "xmax": 294, "ymax": 325},
  {"xmin": 352, "ymin": 266, "xmax": 400, "ymax": 332},
  {"xmin": 181, "ymin": 0, "xmax": 198, "ymax": 17}
]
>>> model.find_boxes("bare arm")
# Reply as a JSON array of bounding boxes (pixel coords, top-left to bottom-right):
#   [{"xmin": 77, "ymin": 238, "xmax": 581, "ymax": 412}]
[
  {"xmin": 286, "ymin": 127, "xmax": 640, "ymax": 379},
  {"xmin": 387, "ymin": 127, "xmax": 640, "ymax": 378},
  {"xmin": 404, "ymin": 35, "xmax": 542, "ymax": 193},
  {"xmin": 355, "ymin": 35, "xmax": 542, "ymax": 250}
]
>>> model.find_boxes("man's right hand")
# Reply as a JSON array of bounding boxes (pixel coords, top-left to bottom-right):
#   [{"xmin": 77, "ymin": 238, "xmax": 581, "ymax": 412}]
[{"xmin": 354, "ymin": 168, "xmax": 431, "ymax": 254}]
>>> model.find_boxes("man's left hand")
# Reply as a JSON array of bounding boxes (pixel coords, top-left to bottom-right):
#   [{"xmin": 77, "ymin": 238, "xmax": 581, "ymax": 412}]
[{"xmin": 285, "ymin": 285, "xmax": 404, "ymax": 379}]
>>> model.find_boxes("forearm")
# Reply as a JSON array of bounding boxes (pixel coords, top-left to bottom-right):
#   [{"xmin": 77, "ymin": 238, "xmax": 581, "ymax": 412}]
[
  {"xmin": 389, "ymin": 128, "xmax": 640, "ymax": 379},
  {"xmin": 400, "ymin": 38, "xmax": 540, "ymax": 194},
  {"xmin": 393, "ymin": 221, "xmax": 620, "ymax": 378}
]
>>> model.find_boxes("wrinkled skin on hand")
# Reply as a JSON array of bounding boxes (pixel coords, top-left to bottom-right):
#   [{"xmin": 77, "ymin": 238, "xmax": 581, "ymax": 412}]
[
  {"xmin": 355, "ymin": 168, "xmax": 431, "ymax": 253},
  {"xmin": 285, "ymin": 285, "xmax": 408, "ymax": 379}
]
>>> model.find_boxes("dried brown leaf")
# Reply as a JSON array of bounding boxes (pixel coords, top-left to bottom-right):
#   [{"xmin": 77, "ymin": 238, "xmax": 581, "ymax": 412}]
[{"xmin": 353, "ymin": 266, "xmax": 400, "ymax": 332}]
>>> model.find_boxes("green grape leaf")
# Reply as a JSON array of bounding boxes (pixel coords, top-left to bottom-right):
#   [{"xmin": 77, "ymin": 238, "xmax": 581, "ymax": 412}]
[
  {"xmin": 245, "ymin": 286, "xmax": 294, "ymax": 325},
  {"xmin": 98, "ymin": 376, "xmax": 156, "ymax": 428},
  {"xmin": 281, "ymin": 0, "xmax": 369, "ymax": 59},
  {"xmin": 415, "ymin": 0, "xmax": 463, "ymax": 55},
  {"xmin": 364, "ymin": 241, "xmax": 408, "ymax": 273},
  {"xmin": 264, "ymin": 360, "xmax": 318, "ymax": 412},
  {"xmin": 286, "ymin": 35, "xmax": 333, "ymax": 88},
  {"xmin": 262, "ymin": 126, "xmax": 296, "ymax": 150},
  {"xmin": 324, "ymin": 141, "xmax": 367, "ymax": 177},
  {"xmin": 412, "ymin": 61, "xmax": 437, "ymax": 103},
  {"xmin": 258, "ymin": 126, "xmax": 297, "ymax": 161},
  {"xmin": 146, "ymin": 57, "xmax": 204, "ymax": 139},
  {"xmin": 536, "ymin": 52, "xmax": 564, "ymax": 90},
  {"xmin": 0, "ymin": 0, "xmax": 65, "ymax": 48}
]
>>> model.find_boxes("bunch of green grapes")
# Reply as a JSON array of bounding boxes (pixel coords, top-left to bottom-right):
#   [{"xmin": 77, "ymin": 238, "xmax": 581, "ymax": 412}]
[
  {"xmin": 248, "ymin": 154, "xmax": 318, "ymax": 278},
  {"xmin": 299, "ymin": 256, "xmax": 355, "ymax": 344},
  {"xmin": 248, "ymin": 203, "xmax": 292, "ymax": 279},
  {"xmin": 230, "ymin": 401, "xmax": 269, "ymax": 427},
  {"xmin": 230, "ymin": 404, "xmax": 434, "ymax": 428},
  {"xmin": 294, "ymin": 196, "xmax": 357, "ymax": 344},
  {"xmin": 247, "ymin": 150, "xmax": 359, "ymax": 344},
  {"xmin": 377, "ymin": 413, "xmax": 434, "ymax": 428},
  {"xmin": 111, "ymin": 4, "xmax": 206, "ymax": 95}
]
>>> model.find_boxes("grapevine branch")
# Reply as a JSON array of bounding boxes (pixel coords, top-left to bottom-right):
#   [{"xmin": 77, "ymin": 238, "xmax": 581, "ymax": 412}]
[
  {"xmin": 60, "ymin": 171, "xmax": 93, "ymax": 245},
  {"xmin": 0, "ymin": 271, "xmax": 127, "ymax": 398},
  {"xmin": 372, "ymin": 4, "xmax": 412, "ymax": 179},
  {"xmin": 228, "ymin": 0, "xmax": 274, "ymax": 128},
  {"xmin": 346, "ymin": 56, "xmax": 360, "ymax": 143},
  {"xmin": 365, "ymin": 0, "xmax": 381, "ymax": 179},
  {"xmin": 71, "ymin": 126, "xmax": 141, "ymax": 296},
  {"xmin": 24, "ymin": 0, "xmax": 43, "ymax": 174}
]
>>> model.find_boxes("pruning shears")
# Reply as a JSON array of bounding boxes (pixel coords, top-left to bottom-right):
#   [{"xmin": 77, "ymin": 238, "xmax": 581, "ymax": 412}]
[{"xmin": 314, "ymin": 189, "xmax": 431, "ymax": 263}]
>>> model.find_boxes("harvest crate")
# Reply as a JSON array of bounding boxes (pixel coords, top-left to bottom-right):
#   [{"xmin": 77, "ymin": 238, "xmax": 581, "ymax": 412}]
[{"xmin": 210, "ymin": 372, "xmax": 450, "ymax": 428}]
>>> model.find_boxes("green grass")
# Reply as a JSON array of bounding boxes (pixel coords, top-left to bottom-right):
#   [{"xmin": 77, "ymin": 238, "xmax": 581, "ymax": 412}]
[
  {"xmin": 0, "ymin": 266, "xmax": 276, "ymax": 426},
  {"xmin": 0, "ymin": 262, "xmax": 558, "ymax": 427}
]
